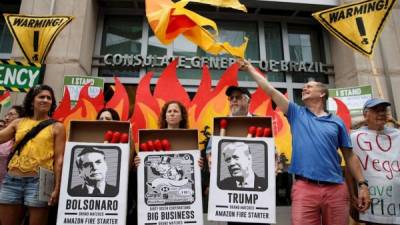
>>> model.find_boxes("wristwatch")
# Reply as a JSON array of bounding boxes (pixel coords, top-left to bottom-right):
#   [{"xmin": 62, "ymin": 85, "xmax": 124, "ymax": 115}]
[{"xmin": 358, "ymin": 180, "xmax": 369, "ymax": 188}]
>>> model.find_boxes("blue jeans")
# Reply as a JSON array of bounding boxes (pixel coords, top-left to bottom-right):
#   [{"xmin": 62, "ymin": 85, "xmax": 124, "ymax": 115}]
[{"xmin": 0, "ymin": 173, "xmax": 48, "ymax": 207}]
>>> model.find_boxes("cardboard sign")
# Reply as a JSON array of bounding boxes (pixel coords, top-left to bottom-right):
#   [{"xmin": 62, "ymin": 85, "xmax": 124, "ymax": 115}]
[
  {"xmin": 64, "ymin": 75, "xmax": 104, "ymax": 105},
  {"xmin": 351, "ymin": 128, "xmax": 400, "ymax": 224},
  {"xmin": 137, "ymin": 150, "xmax": 203, "ymax": 225},
  {"xmin": 208, "ymin": 136, "xmax": 276, "ymax": 224},
  {"xmin": 313, "ymin": 0, "xmax": 397, "ymax": 56},
  {"xmin": 3, "ymin": 14, "xmax": 73, "ymax": 63},
  {"xmin": 38, "ymin": 167, "xmax": 54, "ymax": 202},
  {"xmin": 328, "ymin": 85, "xmax": 372, "ymax": 116},
  {"xmin": 57, "ymin": 142, "xmax": 130, "ymax": 225},
  {"xmin": 0, "ymin": 59, "xmax": 44, "ymax": 92}
]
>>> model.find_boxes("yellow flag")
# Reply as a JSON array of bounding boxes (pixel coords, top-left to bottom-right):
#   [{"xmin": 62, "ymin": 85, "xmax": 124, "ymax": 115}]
[
  {"xmin": 146, "ymin": 0, "xmax": 248, "ymax": 58},
  {"xmin": 313, "ymin": 0, "xmax": 397, "ymax": 57},
  {"xmin": 3, "ymin": 14, "xmax": 74, "ymax": 63},
  {"xmin": 182, "ymin": 0, "xmax": 247, "ymax": 12}
]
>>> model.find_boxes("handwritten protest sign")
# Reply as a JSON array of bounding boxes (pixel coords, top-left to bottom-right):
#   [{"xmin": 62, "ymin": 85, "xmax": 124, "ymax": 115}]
[{"xmin": 352, "ymin": 128, "xmax": 400, "ymax": 224}]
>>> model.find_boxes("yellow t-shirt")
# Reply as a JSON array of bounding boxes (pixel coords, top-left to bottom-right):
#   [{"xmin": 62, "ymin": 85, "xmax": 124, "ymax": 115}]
[{"xmin": 8, "ymin": 118, "xmax": 54, "ymax": 173}]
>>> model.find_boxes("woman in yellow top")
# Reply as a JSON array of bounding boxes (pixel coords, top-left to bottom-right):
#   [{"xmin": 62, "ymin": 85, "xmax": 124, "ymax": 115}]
[{"xmin": 0, "ymin": 85, "xmax": 66, "ymax": 225}]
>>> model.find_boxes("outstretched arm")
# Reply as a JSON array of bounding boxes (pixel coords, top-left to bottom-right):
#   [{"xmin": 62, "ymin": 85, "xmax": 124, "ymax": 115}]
[
  {"xmin": 49, "ymin": 122, "xmax": 66, "ymax": 206},
  {"xmin": 238, "ymin": 59, "xmax": 289, "ymax": 114}
]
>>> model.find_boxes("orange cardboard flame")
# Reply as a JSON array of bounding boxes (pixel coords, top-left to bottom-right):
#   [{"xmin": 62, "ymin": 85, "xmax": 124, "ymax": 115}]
[
  {"xmin": 53, "ymin": 88, "xmax": 71, "ymax": 121},
  {"xmin": 79, "ymin": 83, "xmax": 104, "ymax": 112},
  {"xmin": 131, "ymin": 71, "xmax": 161, "ymax": 145},
  {"xmin": 62, "ymin": 98, "xmax": 98, "ymax": 133},
  {"xmin": 153, "ymin": 59, "xmax": 191, "ymax": 108},
  {"xmin": 333, "ymin": 97, "xmax": 351, "ymax": 131},
  {"xmin": 106, "ymin": 77, "xmax": 130, "ymax": 120}
]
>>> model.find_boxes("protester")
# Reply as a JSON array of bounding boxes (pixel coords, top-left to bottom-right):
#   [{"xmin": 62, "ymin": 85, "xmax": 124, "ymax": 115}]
[
  {"xmin": 205, "ymin": 85, "xmax": 270, "ymax": 225},
  {"xmin": 134, "ymin": 100, "xmax": 192, "ymax": 168},
  {"xmin": 96, "ymin": 108, "xmax": 120, "ymax": 121},
  {"xmin": 239, "ymin": 59, "xmax": 370, "ymax": 225},
  {"xmin": 133, "ymin": 100, "xmax": 203, "ymax": 223},
  {"xmin": 159, "ymin": 100, "xmax": 189, "ymax": 129},
  {"xmin": 350, "ymin": 98, "xmax": 400, "ymax": 225},
  {"xmin": 0, "ymin": 106, "xmax": 23, "ymax": 186},
  {"xmin": 205, "ymin": 85, "xmax": 253, "ymax": 168},
  {"xmin": 0, "ymin": 85, "xmax": 66, "ymax": 225},
  {"xmin": 97, "ymin": 107, "xmax": 138, "ymax": 224}
]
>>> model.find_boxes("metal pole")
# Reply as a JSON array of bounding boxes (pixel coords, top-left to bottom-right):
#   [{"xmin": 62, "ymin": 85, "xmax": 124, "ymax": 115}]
[
  {"xmin": 49, "ymin": 0, "xmax": 56, "ymax": 15},
  {"xmin": 378, "ymin": 39, "xmax": 397, "ymax": 119}
]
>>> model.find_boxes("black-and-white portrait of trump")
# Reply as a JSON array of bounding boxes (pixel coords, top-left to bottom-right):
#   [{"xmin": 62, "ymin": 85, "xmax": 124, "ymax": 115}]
[
  {"xmin": 68, "ymin": 145, "xmax": 120, "ymax": 197},
  {"xmin": 218, "ymin": 141, "xmax": 268, "ymax": 191}
]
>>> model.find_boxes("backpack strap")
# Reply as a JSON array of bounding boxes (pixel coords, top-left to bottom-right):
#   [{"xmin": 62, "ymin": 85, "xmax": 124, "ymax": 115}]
[{"xmin": 8, "ymin": 119, "xmax": 57, "ymax": 165}]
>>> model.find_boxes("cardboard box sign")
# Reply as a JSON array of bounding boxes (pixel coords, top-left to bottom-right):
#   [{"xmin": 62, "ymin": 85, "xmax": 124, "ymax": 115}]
[
  {"xmin": 57, "ymin": 120, "xmax": 131, "ymax": 225},
  {"xmin": 213, "ymin": 116, "xmax": 273, "ymax": 137},
  {"xmin": 138, "ymin": 129, "xmax": 198, "ymax": 151},
  {"xmin": 69, "ymin": 120, "xmax": 130, "ymax": 143}
]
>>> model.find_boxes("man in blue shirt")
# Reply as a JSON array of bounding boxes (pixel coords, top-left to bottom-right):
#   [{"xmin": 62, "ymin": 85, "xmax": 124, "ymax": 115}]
[{"xmin": 239, "ymin": 59, "xmax": 370, "ymax": 225}]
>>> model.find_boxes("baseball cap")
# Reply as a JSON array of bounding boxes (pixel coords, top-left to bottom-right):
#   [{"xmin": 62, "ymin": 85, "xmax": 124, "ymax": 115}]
[
  {"xmin": 363, "ymin": 98, "xmax": 391, "ymax": 112},
  {"xmin": 225, "ymin": 86, "xmax": 251, "ymax": 98}
]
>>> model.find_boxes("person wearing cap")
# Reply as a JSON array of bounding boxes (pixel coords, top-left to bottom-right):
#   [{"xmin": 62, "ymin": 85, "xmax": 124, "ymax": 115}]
[
  {"xmin": 205, "ymin": 85, "xmax": 269, "ymax": 225},
  {"xmin": 69, "ymin": 146, "xmax": 118, "ymax": 197},
  {"xmin": 350, "ymin": 98, "xmax": 400, "ymax": 225},
  {"xmin": 206, "ymin": 85, "xmax": 254, "ymax": 167},
  {"xmin": 225, "ymin": 86, "xmax": 252, "ymax": 116},
  {"xmin": 239, "ymin": 58, "xmax": 370, "ymax": 225}
]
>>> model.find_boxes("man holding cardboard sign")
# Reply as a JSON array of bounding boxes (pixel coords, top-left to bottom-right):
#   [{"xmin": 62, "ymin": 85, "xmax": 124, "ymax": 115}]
[
  {"xmin": 206, "ymin": 85, "xmax": 253, "ymax": 165},
  {"xmin": 206, "ymin": 86, "xmax": 273, "ymax": 224},
  {"xmin": 239, "ymin": 59, "xmax": 370, "ymax": 225}
]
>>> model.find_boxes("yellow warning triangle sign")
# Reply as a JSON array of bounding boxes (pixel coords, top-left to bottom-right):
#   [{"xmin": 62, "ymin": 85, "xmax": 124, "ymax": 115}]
[
  {"xmin": 313, "ymin": 0, "xmax": 397, "ymax": 57},
  {"xmin": 3, "ymin": 14, "xmax": 73, "ymax": 64}
]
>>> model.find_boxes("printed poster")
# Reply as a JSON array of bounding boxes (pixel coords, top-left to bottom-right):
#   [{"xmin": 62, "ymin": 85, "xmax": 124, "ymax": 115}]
[
  {"xmin": 351, "ymin": 128, "xmax": 400, "ymax": 224},
  {"xmin": 328, "ymin": 85, "xmax": 372, "ymax": 116},
  {"xmin": 57, "ymin": 142, "xmax": 130, "ymax": 225},
  {"xmin": 138, "ymin": 150, "xmax": 203, "ymax": 225},
  {"xmin": 208, "ymin": 136, "xmax": 276, "ymax": 224},
  {"xmin": 38, "ymin": 167, "xmax": 54, "ymax": 202},
  {"xmin": 63, "ymin": 75, "xmax": 104, "ymax": 106}
]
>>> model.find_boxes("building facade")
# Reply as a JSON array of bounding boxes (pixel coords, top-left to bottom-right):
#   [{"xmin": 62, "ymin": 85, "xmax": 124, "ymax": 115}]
[
  {"xmin": 1, "ymin": 0, "xmax": 399, "ymax": 119},
  {"xmin": 1, "ymin": 0, "xmax": 399, "ymax": 223}
]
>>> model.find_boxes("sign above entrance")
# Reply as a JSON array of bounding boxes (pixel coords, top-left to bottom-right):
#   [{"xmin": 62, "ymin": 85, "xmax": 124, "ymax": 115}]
[
  {"xmin": 0, "ymin": 59, "xmax": 45, "ymax": 92},
  {"xmin": 313, "ymin": 0, "xmax": 397, "ymax": 57},
  {"xmin": 103, "ymin": 54, "xmax": 331, "ymax": 74}
]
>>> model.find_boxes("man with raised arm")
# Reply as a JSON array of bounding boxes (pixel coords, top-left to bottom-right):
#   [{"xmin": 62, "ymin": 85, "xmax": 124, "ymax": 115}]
[{"xmin": 239, "ymin": 59, "xmax": 370, "ymax": 225}]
